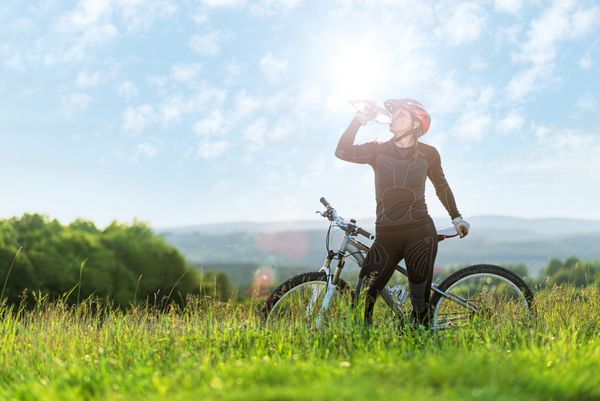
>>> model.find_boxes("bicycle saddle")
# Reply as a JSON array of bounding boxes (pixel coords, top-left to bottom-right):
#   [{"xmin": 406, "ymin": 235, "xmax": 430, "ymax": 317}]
[{"xmin": 436, "ymin": 227, "xmax": 459, "ymax": 239}]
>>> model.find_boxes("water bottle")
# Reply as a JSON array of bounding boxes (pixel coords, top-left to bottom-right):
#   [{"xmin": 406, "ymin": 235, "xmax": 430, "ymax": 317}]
[
  {"xmin": 388, "ymin": 285, "xmax": 408, "ymax": 308},
  {"xmin": 348, "ymin": 100, "xmax": 391, "ymax": 124}
]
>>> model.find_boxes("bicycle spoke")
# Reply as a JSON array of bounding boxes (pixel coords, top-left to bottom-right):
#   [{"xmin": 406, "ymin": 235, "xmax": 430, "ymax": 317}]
[
  {"xmin": 305, "ymin": 286, "xmax": 322, "ymax": 318},
  {"xmin": 433, "ymin": 271, "xmax": 530, "ymax": 330},
  {"xmin": 266, "ymin": 278, "xmax": 349, "ymax": 329}
]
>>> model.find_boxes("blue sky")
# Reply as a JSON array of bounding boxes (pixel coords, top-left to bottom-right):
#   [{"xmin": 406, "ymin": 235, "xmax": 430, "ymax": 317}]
[{"xmin": 1, "ymin": 0, "xmax": 599, "ymax": 227}]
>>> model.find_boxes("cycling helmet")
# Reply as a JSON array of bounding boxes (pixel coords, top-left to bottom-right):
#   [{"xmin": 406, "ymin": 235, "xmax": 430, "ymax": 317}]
[{"xmin": 384, "ymin": 98, "xmax": 431, "ymax": 134}]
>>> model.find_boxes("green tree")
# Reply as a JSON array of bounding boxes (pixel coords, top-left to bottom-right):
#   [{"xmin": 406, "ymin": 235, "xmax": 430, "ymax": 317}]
[
  {"xmin": 542, "ymin": 257, "xmax": 599, "ymax": 288},
  {"xmin": 0, "ymin": 214, "xmax": 202, "ymax": 307},
  {"xmin": 545, "ymin": 258, "xmax": 563, "ymax": 276}
]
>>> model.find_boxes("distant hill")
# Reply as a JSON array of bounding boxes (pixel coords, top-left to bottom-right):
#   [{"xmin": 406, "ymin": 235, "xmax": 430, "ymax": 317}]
[
  {"xmin": 159, "ymin": 215, "xmax": 600, "ymax": 238},
  {"xmin": 158, "ymin": 216, "xmax": 600, "ymax": 285}
]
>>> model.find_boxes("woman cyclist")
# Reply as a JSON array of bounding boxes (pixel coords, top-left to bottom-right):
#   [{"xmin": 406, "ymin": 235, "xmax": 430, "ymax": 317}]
[{"xmin": 335, "ymin": 99, "xmax": 470, "ymax": 328}]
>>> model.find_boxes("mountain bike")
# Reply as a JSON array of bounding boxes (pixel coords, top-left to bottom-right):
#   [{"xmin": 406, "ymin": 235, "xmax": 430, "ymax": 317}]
[{"xmin": 264, "ymin": 198, "xmax": 534, "ymax": 330}]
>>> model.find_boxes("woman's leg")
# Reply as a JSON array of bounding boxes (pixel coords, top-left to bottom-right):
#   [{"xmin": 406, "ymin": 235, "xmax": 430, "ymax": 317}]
[
  {"xmin": 361, "ymin": 233, "xmax": 403, "ymax": 327},
  {"xmin": 404, "ymin": 222, "xmax": 438, "ymax": 326}
]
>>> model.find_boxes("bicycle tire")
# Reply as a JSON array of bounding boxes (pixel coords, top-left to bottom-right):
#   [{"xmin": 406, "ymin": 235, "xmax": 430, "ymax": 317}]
[
  {"xmin": 264, "ymin": 272, "xmax": 351, "ymax": 328},
  {"xmin": 430, "ymin": 264, "xmax": 534, "ymax": 330}
]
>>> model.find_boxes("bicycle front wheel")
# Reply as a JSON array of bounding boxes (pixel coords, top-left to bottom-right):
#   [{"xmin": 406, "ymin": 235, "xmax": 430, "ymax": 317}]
[
  {"xmin": 264, "ymin": 272, "xmax": 351, "ymax": 329},
  {"xmin": 430, "ymin": 264, "xmax": 534, "ymax": 330}
]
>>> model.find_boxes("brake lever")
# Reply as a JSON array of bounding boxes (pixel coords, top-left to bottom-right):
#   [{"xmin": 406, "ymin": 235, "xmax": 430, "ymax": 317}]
[{"xmin": 316, "ymin": 210, "xmax": 334, "ymax": 221}]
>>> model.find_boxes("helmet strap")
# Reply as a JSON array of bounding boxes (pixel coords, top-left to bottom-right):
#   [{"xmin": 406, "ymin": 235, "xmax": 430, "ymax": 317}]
[
  {"xmin": 392, "ymin": 131, "xmax": 415, "ymax": 142},
  {"xmin": 392, "ymin": 116, "xmax": 421, "ymax": 142}
]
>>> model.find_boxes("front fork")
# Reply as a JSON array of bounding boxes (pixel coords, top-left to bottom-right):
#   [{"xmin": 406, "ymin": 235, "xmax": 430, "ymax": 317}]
[{"xmin": 314, "ymin": 246, "xmax": 347, "ymax": 327}]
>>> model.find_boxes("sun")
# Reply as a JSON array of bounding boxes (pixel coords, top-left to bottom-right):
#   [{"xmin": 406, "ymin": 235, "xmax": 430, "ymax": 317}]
[{"xmin": 326, "ymin": 38, "xmax": 390, "ymax": 108}]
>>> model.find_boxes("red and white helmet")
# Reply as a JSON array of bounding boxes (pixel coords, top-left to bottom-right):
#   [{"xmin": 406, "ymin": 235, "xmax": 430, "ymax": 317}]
[{"xmin": 384, "ymin": 98, "xmax": 431, "ymax": 134}]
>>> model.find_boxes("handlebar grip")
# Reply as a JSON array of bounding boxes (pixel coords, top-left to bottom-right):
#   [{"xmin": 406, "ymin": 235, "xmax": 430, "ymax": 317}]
[
  {"xmin": 320, "ymin": 197, "xmax": 332, "ymax": 208},
  {"xmin": 357, "ymin": 227, "xmax": 375, "ymax": 240}
]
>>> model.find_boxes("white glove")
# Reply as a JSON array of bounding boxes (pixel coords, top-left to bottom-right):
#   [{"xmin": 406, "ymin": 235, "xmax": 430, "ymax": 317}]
[
  {"xmin": 452, "ymin": 216, "xmax": 470, "ymax": 238},
  {"xmin": 355, "ymin": 101, "xmax": 378, "ymax": 125}
]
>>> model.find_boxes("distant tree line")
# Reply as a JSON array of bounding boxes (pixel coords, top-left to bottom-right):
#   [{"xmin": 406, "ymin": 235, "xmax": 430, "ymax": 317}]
[
  {"xmin": 0, "ymin": 214, "xmax": 231, "ymax": 306},
  {"xmin": 540, "ymin": 257, "xmax": 600, "ymax": 287},
  {"xmin": 439, "ymin": 257, "xmax": 600, "ymax": 289},
  {"xmin": 1, "ymin": 214, "xmax": 596, "ymax": 307}
]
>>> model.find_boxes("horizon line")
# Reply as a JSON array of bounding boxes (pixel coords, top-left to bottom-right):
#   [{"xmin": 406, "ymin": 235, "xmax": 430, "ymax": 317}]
[{"xmin": 155, "ymin": 214, "xmax": 600, "ymax": 230}]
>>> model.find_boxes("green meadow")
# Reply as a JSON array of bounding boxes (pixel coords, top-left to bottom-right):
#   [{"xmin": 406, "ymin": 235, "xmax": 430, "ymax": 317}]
[{"xmin": 0, "ymin": 285, "xmax": 598, "ymax": 401}]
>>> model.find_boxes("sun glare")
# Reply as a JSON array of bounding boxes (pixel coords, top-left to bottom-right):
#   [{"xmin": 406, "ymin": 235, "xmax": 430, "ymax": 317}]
[{"xmin": 327, "ymin": 39, "xmax": 390, "ymax": 109}]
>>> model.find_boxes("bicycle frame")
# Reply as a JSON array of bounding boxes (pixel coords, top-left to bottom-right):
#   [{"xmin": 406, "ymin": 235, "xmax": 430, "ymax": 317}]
[{"xmin": 315, "ymin": 230, "xmax": 479, "ymax": 322}]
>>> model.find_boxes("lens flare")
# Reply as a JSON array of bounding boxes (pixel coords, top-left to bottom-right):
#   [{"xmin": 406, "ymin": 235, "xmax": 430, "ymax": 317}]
[{"xmin": 247, "ymin": 265, "xmax": 276, "ymax": 299}]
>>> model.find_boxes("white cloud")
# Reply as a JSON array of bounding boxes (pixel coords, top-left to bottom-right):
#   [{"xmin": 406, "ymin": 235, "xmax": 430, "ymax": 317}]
[
  {"xmin": 118, "ymin": 81, "xmax": 139, "ymax": 99},
  {"xmin": 122, "ymin": 104, "xmax": 155, "ymax": 135},
  {"xmin": 116, "ymin": 0, "xmax": 178, "ymax": 32},
  {"xmin": 386, "ymin": 53, "xmax": 437, "ymax": 91},
  {"xmin": 477, "ymin": 86, "xmax": 495, "ymax": 105},
  {"xmin": 191, "ymin": 12, "xmax": 209, "ymax": 25},
  {"xmin": 576, "ymin": 93, "xmax": 598, "ymax": 112},
  {"xmin": 469, "ymin": 56, "xmax": 489, "ymax": 71},
  {"xmin": 437, "ymin": 84, "xmax": 496, "ymax": 141},
  {"xmin": 515, "ymin": 1, "xmax": 581, "ymax": 65},
  {"xmin": 505, "ymin": 64, "xmax": 553, "ymax": 102},
  {"xmin": 196, "ymin": 0, "xmax": 300, "ymax": 16},
  {"xmin": 243, "ymin": 119, "xmax": 269, "ymax": 150},
  {"xmin": 498, "ymin": 126, "xmax": 600, "ymax": 183},
  {"xmin": 249, "ymin": 0, "xmax": 301, "ymax": 16},
  {"xmin": 579, "ymin": 52, "xmax": 592, "ymax": 70},
  {"xmin": 158, "ymin": 88, "xmax": 227, "ymax": 125},
  {"xmin": 133, "ymin": 141, "xmax": 159, "ymax": 162},
  {"xmin": 170, "ymin": 62, "xmax": 203, "ymax": 83},
  {"xmin": 5, "ymin": 53, "xmax": 25, "ymax": 71},
  {"xmin": 427, "ymin": 74, "xmax": 478, "ymax": 116},
  {"xmin": 170, "ymin": 63, "xmax": 202, "ymax": 83},
  {"xmin": 493, "ymin": 23, "xmax": 523, "ymax": 51},
  {"xmin": 189, "ymin": 30, "xmax": 224, "ymax": 56},
  {"xmin": 260, "ymin": 53, "xmax": 287, "ymax": 83},
  {"xmin": 199, "ymin": 0, "xmax": 246, "ymax": 6},
  {"xmin": 190, "ymin": 90, "xmax": 262, "ymax": 138},
  {"xmin": 75, "ymin": 70, "xmax": 102, "ymax": 87},
  {"xmin": 452, "ymin": 111, "xmax": 491, "ymax": 141},
  {"xmin": 494, "ymin": 0, "xmax": 522, "ymax": 14},
  {"xmin": 61, "ymin": 92, "xmax": 93, "ymax": 114},
  {"xmin": 571, "ymin": 6, "xmax": 600, "ymax": 39},
  {"xmin": 159, "ymin": 96, "xmax": 188, "ymax": 124},
  {"xmin": 197, "ymin": 139, "xmax": 230, "ymax": 159},
  {"xmin": 46, "ymin": 2, "xmax": 119, "ymax": 65},
  {"xmin": 507, "ymin": 1, "xmax": 600, "ymax": 101},
  {"xmin": 226, "ymin": 61, "xmax": 243, "ymax": 79},
  {"xmin": 497, "ymin": 111, "xmax": 525, "ymax": 135},
  {"xmin": 290, "ymin": 81, "xmax": 323, "ymax": 115},
  {"xmin": 56, "ymin": 0, "xmax": 113, "ymax": 32},
  {"xmin": 532, "ymin": 124, "xmax": 551, "ymax": 141},
  {"xmin": 37, "ymin": 0, "xmax": 179, "ymax": 65},
  {"xmin": 242, "ymin": 118, "xmax": 291, "ymax": 150},
  {"xmin": 193, "ymin": 110, "xmax": 226, "ymax": 136},
  {"xmin": 45, "ymin": 25, "xmax": 119, "ymax": 65},
  {"xmin": 232, "ymin": 90, "xmax": 262, "ymax": 120},
  {"xmin": 60, "ymin": 0, "xmax": 177, "ymax": 33},
  {"xmin": 434, "ymin": 2, "xmax": 487, "ymax": 46}
]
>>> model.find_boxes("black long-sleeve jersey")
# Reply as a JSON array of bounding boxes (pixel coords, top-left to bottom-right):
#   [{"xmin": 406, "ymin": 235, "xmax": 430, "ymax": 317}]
[{"xmin": 335, "ymin": 118, "xmax": 460, "ymax": 231}]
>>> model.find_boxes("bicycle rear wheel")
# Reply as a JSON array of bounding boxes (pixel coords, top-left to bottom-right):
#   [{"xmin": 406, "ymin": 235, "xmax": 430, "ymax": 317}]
[
  {"xmin": 430, "ymin": 264, "xmax": 534, "ymax": 330},
  {"xmin": 264, "ymin": 272, "xmax": 351, "ymax": 329}
]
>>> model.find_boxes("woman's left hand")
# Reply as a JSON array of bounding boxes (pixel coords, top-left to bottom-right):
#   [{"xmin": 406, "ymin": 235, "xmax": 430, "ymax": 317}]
[{"xmin": 452, "ymin": 216, "xmax": 470, "ymax": 238}]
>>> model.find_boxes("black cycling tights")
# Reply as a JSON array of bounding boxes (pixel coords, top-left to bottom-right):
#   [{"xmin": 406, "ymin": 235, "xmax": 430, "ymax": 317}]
[{"xmin": 361, "ymin": 221, "xmax": 438, "ymax": 327}]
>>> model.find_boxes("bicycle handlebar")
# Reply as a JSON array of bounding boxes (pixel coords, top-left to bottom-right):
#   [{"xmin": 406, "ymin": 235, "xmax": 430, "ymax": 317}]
[
  {"xmin": 356, "ymin": 226, "xmax": 374, "ymax": 240},
  {"xmin": 318, "ymin": 197, "xmax": 374, "ymax": 240},
  {"xmin": 320, "ymin": 197, "xmax": 331, "ymax": 209}
]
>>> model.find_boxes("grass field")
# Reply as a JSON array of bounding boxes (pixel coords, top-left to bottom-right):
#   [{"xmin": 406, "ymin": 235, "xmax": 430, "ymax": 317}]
[{"xmin": 0, "ymin": 286, "xmax": 598, "ymax": 401}]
